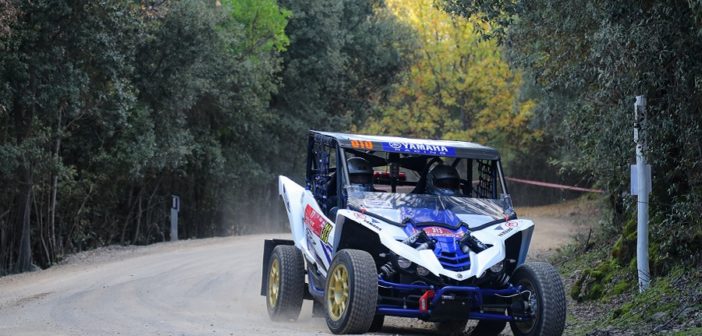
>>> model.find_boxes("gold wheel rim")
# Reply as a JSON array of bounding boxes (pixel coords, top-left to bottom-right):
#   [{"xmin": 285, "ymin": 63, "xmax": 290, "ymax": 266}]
[
  {"xmin": 326, "ymin": 264, "xmax": 349, "ymax": 321},
  {"xmin": 268, "ymin": 258, "xmax": 280, "ymax": 308}
]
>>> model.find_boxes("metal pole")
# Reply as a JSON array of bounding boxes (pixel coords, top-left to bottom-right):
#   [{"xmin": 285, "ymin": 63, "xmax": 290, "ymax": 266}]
[
  {"xmin": 171, "ymin": 195, "xmax": 179, "ymax": 241},
  {"xmin": 634, "ymin": 95, "xmax": 650, "ymax": 292}
]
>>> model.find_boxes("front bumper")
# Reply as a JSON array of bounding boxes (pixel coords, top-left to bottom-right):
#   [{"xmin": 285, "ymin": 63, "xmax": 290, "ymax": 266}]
[{"xmin": 376, "ymin": 276, "xmax": 532, "ymax": 322}]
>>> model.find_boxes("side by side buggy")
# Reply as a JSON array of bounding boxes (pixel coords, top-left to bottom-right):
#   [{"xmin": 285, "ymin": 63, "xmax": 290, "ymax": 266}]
[{"xmin": 261, "ymin": 131, "xmax": 566, "ymax": 335}]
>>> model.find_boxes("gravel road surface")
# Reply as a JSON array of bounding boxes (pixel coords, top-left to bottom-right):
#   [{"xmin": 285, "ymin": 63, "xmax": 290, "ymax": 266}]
[{"xmin": 0, "ymin": 210, "xmax": 583, "ymax": 336}]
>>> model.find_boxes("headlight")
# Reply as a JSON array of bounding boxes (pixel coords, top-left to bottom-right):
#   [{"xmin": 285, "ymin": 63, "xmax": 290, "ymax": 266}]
[
  {"xmin": 397, "ymin": 257, "xmax": 411, "ymax": 269},
  {"xmin": 416, "ymin": 265, "xmax": 430, "ymax": 276},
  {"xmin": 490, "ymin": 261, "xmax": 504, "ymax": 273}
]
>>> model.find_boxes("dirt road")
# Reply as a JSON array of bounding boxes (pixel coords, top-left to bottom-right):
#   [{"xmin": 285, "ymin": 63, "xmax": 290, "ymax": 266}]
[{"xmin": 0, "ymin": 206, "xmax": 587, "ymax": 336}]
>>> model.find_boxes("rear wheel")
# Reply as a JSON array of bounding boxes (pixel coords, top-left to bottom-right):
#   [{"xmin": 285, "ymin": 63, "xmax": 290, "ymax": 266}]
[
  {"xmin": 266, "ymin": 245, "xmax": 305, "ymax": 321},
  {"xmin": 324, "ymin": 249, "xmax": 378, "ymax": 334},
  {"xmin": 509, "ymin": 262, "xmax": 566, "ymax": 336}
]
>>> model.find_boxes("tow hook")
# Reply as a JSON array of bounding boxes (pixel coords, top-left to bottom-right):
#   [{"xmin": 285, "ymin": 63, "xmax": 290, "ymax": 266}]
[{"xmin": 418, "ymin": 290, "xmax": 435, "ymax": 313}]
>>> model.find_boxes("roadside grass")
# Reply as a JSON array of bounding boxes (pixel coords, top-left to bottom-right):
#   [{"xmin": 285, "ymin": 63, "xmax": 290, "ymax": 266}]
[{"xmin": 551, "ymin": 232, "xmax": 702, "ymax": 335}]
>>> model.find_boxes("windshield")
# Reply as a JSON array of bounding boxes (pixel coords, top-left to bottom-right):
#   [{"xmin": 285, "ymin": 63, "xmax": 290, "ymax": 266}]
[{"xmin": 345, "ymin": 186, "xmax": 512, "ymax": 227}]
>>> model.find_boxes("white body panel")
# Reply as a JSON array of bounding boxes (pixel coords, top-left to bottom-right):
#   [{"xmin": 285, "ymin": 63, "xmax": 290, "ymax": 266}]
[
  {"xmin": 279, "ymin": 175, "xmax": 534, "ymax": 281},
  {"xmin": 279, "ymin": 175, "xmax": 336, "ymax": 276}
]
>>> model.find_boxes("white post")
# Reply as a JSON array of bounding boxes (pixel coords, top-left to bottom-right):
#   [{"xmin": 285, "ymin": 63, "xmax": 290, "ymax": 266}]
[
  {"xmin": 634, "ymin": 95, "xmax": 650, "ymax": 292},
  {"xmin": 171, "ymin": 195, "xmax": 180, "ymax": 241}
]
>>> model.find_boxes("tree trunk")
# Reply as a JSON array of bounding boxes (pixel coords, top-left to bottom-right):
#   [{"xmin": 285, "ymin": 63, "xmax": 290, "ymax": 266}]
[
  {"xmin": 16, "ymin": 166, "xmax": 33, "ymax": 272},
  {"xmin": 133, "ymin": 189, "xmax": 143, "ymax": 245},
  {"xmin": 0, "ymin": 208, "xmax": 10, "ymax": 274},
  {"xmin": 48, "ymin": 109, "xmax": 61, "ymax": 263},
  {"xmin": 120, "ymin": 187, "xmax": 135, "ymax": 245}
]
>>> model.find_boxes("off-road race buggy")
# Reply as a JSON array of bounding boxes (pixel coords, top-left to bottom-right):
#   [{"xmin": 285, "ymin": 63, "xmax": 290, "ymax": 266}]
[{"xmin": 261, "ymin": 131, "xmax": 566, "ymax": 335}]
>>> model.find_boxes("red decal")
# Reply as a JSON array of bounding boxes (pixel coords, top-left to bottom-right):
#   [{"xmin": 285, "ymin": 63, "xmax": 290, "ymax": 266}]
[
  {"xmin": 505, "ymin": 221, "xmax": 518, "ymax": 228},
  {"xmin": 304, "ymin": 205, "xmax": 326, "ymax": 237},
  {"xmin": 423, "ymin": 226, "xmax": 462, "ymax": 238}
]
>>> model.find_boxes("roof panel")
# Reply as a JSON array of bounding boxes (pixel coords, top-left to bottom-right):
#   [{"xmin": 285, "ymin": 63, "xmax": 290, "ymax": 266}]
[{"xmin": 311, "ymin": 131, "xmax": 500, "ymax": 160}]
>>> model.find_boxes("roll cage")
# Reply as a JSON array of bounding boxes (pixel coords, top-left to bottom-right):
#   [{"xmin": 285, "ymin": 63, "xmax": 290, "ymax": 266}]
[{"xmin": 306, "ymin": 131, "xmax": 510, "ymax": 218}]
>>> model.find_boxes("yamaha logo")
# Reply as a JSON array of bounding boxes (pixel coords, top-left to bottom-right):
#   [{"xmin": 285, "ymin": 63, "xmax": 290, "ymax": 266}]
[
  {"xmin": 388, "ymin": 142, "xmax": 403, "ymax": 150},
  {"xmin": 381, "ymin": 141, "xmax": 456, "ymax": 157}
]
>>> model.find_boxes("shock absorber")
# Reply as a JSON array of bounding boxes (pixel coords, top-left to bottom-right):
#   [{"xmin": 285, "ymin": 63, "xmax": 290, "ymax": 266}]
[{"xmin": 380, "ymin": 261, "xmax": 396, "ymax": 278}]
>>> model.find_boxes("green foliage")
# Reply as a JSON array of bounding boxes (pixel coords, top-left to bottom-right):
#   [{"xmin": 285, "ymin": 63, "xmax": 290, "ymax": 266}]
[
  {"xmin": 270, "ymin": 0, "xmax": 416, "ymax": 178},
  {"xmin": 223, "ymin": 0, "xmax": 291, "ymax": 52},
  {"xmin": 0, "ymin": 0, "xmax": 17, "ymax": 38},
  {"xmin": 609, "ymin": 267, "xmax": 684, "ymax": 326},
  {"xmin": 557, "ymin": 236, "xmax": 702, "ymax": 334},
  {"xmin": 570, "ymin": 259, "xmax": 619, "ymax": 302},
  {"xmin": 0, "ymin": 0, "xmax": 413, "ymax": 274},
  {"xmin": 363, "ymin": 0, "xmax": 541, "ymax": 169},
  {"xmin": 442, "ymin": 0, "xmax": 702, "ymax": 266}
]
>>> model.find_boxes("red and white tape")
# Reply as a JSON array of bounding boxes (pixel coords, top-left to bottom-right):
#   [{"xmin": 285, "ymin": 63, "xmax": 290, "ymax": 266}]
[{"xmin": 505, "ymin": 177, "xmax": 604, "ymax": 193}]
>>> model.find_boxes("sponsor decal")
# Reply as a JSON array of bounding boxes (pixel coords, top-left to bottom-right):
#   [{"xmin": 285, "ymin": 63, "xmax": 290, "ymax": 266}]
[
  {"xmin": 381, "ymin": 141, "xmax": 456, "ymax": 157},
  {"xmin": 304, "ymin": 205, "xmax": 332, "ymax": 240},
  {"xmin": 423, "ymin": 226, "xmax": 464, "ymax": 238},
  {"xmin": 498, "ymin": 227, "xmax": 513, "ymax": 237},
  {"xmin": 494, "ymin": 225, "xmax": 504, "ymax": 231},
  {"xmin": 352, "ymin": 212, "xmax": 366, "ymax": 221},
  {"xmin": 352, "ymin": 212, "xmax": 382, "ymax": 231},
  {"xmin": 367, "ymin": 221, "xmax": 382, "ymax": 231},
  {"xmin": 320, "ymin": 223, "xmax": 332, "ymax": 244},
  {"xmin": 504, "ymin": 221, "xmax": 518, "ymax": 228},
  {"xmin": 350, "ymin": 139, "xmax": 374, "ymax": 150}
]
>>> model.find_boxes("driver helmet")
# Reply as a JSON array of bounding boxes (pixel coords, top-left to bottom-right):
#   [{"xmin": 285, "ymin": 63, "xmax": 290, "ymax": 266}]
[
  {"xmin": 347, "ymin": 157, "xmax": 374, "ymax": 191},
  {"xmin": 426, "ymin": 164, "xmax": 462, "ymax": 196}
]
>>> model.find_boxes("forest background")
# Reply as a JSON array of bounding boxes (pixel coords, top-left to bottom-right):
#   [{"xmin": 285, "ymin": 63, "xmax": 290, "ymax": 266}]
[{"xmin": 1, "ymin": 0, "xmax": 700, "ymax": 296}]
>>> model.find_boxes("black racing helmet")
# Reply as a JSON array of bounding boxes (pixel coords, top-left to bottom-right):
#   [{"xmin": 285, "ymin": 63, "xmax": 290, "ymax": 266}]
[
  {"xmin": 347, "ymin": 157, "xmax": 373, "ymax": 187},
  {"xmin": 426, "ymin": 164, "xmax": 462, "ymax": 196}
]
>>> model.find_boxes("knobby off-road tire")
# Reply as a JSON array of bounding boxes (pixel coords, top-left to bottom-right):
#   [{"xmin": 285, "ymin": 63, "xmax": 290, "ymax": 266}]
[
  {"xmin": 471, "ymin": 320, "xmax": 506, "ymax": 336},
  {"xmin": 324, "ymin": 249, "xmax": 378, "ymax": 334},
  {"xmin": 266, "ymin": 245, "xmax": 305, "ymax": 321},
  {"xmin": 510, "ymin": 262, "xmax": 566, "ymax": 336}
]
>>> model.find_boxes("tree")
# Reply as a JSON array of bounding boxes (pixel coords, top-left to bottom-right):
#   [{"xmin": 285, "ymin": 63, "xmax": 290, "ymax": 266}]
[
  {"xmin": 0, "ymin": 0, "xmax": 143, "ymax": 271},
  {"xmin": 364, "ymin": 0, "xmax": 539, "ymax": 165},
  {"xmin": 0, "ymin": 0, "xmax": 291, "ymax": 273},
  {"xmin": 270, "ymin": 0, "xmax": 416, "ymax": 179},
  {"xmin": 0, "ymin": 0, "xmax": 415, "ymax": 275},
  {"xmin": 442, "ymin": 0, "xmax": 702, "ymax": 266}
]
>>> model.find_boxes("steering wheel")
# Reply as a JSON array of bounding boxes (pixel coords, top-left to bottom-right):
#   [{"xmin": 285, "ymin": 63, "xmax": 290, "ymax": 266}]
[{"xmin": 411, "ymin": 157, "xmax": 443, "ymax": 194}]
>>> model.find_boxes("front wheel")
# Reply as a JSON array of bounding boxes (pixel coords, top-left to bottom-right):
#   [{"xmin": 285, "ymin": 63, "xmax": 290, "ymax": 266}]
[
  {"xmin": 509, "ymin": 262, "xmax": 566, "ymax": 336},
  {"xmin": 324, "ymin": 249, "xmax": 378, "ymax": 334}
]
